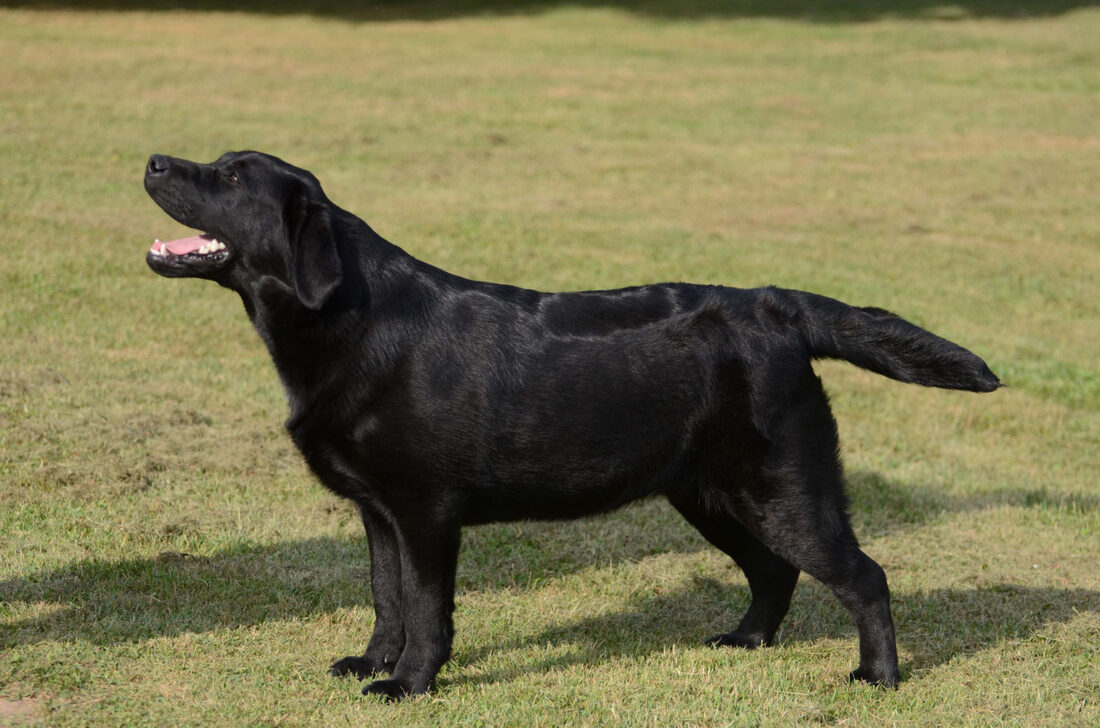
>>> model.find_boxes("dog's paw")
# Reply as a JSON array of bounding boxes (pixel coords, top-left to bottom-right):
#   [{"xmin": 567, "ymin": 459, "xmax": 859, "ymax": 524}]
[
  {"xmin": 362, "ymin": 677, "xmax": 419, "ymax": 702},
  {"xmin": 705, "ymin": 631, "xmax": 768, "ymax": 649},
  {"xmin": 848, "ymin": 666, "xmax": 900, "ymax": 689},
  {"xmin": 329, "ymin": 655, "xmax": 393, "ymax": 680}
]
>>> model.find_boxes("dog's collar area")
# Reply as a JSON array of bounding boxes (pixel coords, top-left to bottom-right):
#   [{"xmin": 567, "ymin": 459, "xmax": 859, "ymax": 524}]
[{"xmin": 149, "ymin": 233, "xmax": 229, "ymax": 261}]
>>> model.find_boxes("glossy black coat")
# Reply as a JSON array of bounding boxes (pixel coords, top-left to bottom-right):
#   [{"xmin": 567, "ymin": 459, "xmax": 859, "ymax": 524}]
[{"xmin": 145, "ymin": 151, "xmax": 999, "ymax": 699}]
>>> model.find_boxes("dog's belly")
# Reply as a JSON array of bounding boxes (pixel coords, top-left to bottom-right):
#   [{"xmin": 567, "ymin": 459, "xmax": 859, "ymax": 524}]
[
  {"xmin": 453, "ymin": 405, "xmax": 712, "ymax": 524},
  {"xmin": 460, "ymin": 468, "xmax": 680, "ymax": 524}
]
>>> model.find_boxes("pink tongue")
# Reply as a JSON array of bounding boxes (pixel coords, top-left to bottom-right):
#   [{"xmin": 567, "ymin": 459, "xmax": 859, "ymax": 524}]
[{"xmin": 152, "ymin": 234, "xmax": 213, "ymax": 255}]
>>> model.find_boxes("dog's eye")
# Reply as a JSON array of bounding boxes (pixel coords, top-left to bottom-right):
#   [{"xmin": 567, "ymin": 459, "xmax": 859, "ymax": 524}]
[{"xmin": 223, "ymin": 170, "xmax": 241, "ymax": 185}]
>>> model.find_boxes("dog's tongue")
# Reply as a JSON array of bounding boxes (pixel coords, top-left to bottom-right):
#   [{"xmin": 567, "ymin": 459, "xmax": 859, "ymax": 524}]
[{"xmin": 152, "ymin": 234, "xmax": 213, "ymax": 255}]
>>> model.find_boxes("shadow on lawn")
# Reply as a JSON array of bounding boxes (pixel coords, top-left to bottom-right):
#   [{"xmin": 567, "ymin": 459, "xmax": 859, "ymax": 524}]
[
  {"xmin": 1, "ymin": 0, "xmax": 1094, "ymax": 22},
  {"xmin": 451, "ymin": 578, "xmax": 1100, "ymax": 689},
  {"xmin": 2, "ymin": 471, "xmax": 1095, "ymax": 682}
]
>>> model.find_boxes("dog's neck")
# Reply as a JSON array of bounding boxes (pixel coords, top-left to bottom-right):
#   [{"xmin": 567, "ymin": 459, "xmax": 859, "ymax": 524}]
[{"xmin": 239, "ymin": 223, "xmax": 441, "ymax": 431}]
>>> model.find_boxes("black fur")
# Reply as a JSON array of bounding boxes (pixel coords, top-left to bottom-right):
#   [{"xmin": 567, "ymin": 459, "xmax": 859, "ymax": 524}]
[{"xmin": 144, "ymin": 151, "xmax": 1000, "ymax": 700}]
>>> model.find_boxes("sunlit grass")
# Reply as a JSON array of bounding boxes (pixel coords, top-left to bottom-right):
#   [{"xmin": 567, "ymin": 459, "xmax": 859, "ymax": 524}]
[{"xmin": 1, "ymin": 3, "xmax": 1097, "ymax": 725}]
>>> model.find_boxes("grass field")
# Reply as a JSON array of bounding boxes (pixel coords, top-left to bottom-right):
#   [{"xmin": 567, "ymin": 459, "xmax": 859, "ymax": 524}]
[{"xmin": 1, "ymin": 2, "xmax": 1098, "ymax": 725}]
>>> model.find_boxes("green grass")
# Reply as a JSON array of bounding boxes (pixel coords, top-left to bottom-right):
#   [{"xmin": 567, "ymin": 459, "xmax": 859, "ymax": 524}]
[{"xmin": 1, "ymin": 2, "xmax": 1098, "ymax": 725}]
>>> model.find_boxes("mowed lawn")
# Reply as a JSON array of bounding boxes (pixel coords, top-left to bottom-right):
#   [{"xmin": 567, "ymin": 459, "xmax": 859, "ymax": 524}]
[{"xmin": 1, "ymin": 2, "xmax": 1097, "ymax": 725}]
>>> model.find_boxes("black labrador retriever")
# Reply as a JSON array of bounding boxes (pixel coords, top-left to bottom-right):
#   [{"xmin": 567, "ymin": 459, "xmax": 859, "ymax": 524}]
[{"xmin": 144, "ymin": 151, "xmax": 999, "ymax": 700}]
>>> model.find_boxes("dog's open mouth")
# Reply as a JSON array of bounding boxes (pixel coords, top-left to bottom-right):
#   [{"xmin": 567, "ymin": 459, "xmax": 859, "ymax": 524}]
[
  {"xmin": 150, "ymin": 233, "xmax": 228, "ymax": 260},
  {"xmin": 147, "ymin": 232, "xmax": 230, "ymax": 276}
]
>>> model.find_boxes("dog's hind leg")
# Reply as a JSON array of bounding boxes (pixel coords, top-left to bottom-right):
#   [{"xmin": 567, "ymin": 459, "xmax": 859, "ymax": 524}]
[
  {"xmin": 329, "ymin": 501, "xmax": 406, "ymax": 680},
  {"xmin": 726, "ymin": 382, "xmax": 899, "ymax": 687},
  {"xmin": 756, "ymin": 503, "xmax": 900, "ymax": 688},
  {"xmin": 692, "ymin": 373, "xmax": 900, "ymax": 686},
  {"xmin": 668, "ymin": 491, "xmax": 800, "ymax": 649}
]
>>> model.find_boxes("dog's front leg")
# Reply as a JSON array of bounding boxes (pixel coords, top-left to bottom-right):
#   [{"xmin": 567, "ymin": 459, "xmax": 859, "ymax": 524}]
[
  {"xmin": 362, "ymin": 517, "xmax": 460, "ymax": 701},
  {"xmin": 329, "ymin": 502, "xmax": 405, "ymax": 679}
]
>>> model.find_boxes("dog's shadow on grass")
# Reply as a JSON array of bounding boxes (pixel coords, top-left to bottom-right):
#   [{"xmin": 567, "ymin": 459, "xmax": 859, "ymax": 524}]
[
  {"xmin": 2, "ymin": 470, "xmax": 1096, "ymax": 685},
  {"xmin": 450, "ymin": 578, "xmax": 1100, "ymax": 690}
]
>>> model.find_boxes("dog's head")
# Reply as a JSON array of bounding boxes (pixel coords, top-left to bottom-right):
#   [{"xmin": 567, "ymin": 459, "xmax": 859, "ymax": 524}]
[{"xmin": 144, "ymin": 151, "xmax": 342, "ymax": 310}]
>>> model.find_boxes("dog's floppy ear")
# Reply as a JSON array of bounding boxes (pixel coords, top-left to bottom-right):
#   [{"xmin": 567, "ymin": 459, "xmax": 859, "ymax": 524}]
[{"xmin": 285, "ymin": 194, "xmax": 343, "ymax": 310}]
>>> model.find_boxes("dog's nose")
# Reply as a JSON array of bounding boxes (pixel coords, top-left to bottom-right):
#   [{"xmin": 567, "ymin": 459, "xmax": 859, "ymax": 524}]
[{"xmin": 146, "ymin": 154, "xmax": 170, "ymax": 176}]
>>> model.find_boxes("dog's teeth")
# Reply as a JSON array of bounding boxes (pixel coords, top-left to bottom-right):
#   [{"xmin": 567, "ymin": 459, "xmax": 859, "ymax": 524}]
[{"xmin": 199, "ymin": 244, "xmax": 210, "ymax": 254}]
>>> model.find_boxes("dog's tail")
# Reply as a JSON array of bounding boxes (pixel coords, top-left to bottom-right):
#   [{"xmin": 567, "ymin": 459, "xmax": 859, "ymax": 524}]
[{"xmin": 777, "ymin": 288, "xmax": 1001, "ymax": 392}]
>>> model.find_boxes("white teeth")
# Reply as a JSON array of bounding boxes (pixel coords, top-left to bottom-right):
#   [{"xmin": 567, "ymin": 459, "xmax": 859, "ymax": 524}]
[
  {"xmin": 148, "ymin": 238, "xmax": 226, "ymax": 257},
  {"xmin": 195, "ymin": 240, "xmax": 227, "ymax": 255}
]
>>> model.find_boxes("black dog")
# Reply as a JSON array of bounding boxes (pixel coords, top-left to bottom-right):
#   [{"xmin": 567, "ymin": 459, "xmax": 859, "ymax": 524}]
[{"xmin": 144, "ymin": 151, "xmax": 999, "ymax": 700}]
